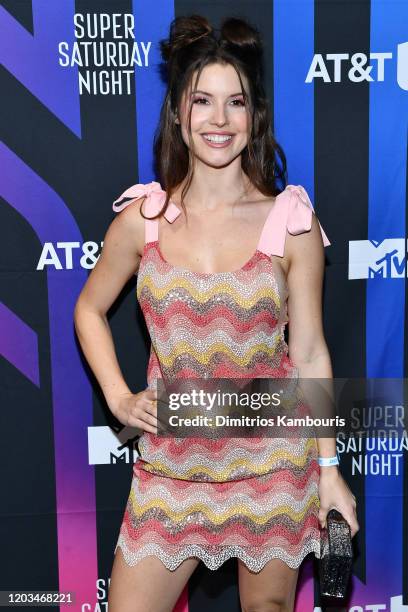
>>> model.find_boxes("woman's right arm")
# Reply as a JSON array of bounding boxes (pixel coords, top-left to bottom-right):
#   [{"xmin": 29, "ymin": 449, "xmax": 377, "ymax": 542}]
[{"xmin": 73, "ymin": 197, "xmax": 158, "ymax": 433}]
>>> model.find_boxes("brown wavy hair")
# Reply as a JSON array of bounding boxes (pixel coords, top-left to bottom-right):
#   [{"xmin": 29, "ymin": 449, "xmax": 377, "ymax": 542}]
[{"xmin": 143, "ymin": 14, "xmax": 288, "ymax": 220}]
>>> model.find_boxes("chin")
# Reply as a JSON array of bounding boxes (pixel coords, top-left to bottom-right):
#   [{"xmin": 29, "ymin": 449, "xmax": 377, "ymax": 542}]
[{"xmin": 202, "ymin": 156, "xmax": 241, "ymax": 170}]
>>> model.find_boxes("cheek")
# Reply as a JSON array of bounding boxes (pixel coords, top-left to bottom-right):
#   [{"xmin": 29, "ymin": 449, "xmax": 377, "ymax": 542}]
[
  {"xmin": 233, "ymin": 111, "xmax": 249, "ymax": 131},
  {"xmin": 179, "ymin": 106, "xmax": 209, "ymax": 133},
  {"xmin": 190, "ymin": 106, "xmax": 212, "ymax": 126}
]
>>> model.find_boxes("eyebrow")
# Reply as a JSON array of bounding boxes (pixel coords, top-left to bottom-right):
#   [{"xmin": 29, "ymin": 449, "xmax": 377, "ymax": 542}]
[{"xmin": 191, "ymin": 90, "xmax": 245, "ymax": 97}]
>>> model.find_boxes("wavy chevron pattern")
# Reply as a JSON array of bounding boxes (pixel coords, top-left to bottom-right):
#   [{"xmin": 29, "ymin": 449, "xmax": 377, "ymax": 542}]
[{"xmin": 113, "ymin": 183, "xmax": 328, "ymax": 572}]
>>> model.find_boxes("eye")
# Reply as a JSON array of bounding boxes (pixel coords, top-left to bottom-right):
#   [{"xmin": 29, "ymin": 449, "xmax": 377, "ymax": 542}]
[
  {"xmin": 231, "ymin": 98, "xmax": 245, "ymax": 106},
  {"xmin": 192, "ymin": 97, "xmax": 246, "ymax": 106}
]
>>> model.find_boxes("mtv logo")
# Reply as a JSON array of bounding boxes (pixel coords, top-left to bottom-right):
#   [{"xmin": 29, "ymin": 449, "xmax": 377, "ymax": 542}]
[
  {"xmin": 348, "ymin": 239, "xmax": 407, "ymax": 279},
  {"xmin": 88, "ymin": 425, "xmax": 141, "ymax": 465}
]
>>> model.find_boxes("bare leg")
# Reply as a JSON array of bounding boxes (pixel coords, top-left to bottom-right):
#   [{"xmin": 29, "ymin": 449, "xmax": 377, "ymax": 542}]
[
  {"xmin": 108, "ymin": 547, "xmax": 201, "ymax": 612},
  {"xmin": 238, "ymin": 558, "xmax": 300, "ymax": 612}
]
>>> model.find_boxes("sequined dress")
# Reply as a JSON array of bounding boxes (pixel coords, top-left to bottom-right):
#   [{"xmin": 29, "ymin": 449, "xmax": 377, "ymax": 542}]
[{"xmin": 112, "ymin": 181, "xmax": 331, "ymax": 572}]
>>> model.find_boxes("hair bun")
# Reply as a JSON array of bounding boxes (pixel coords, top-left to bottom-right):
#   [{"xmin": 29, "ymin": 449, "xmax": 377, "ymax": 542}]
[
  {"xmin": 220, "ymin": 17, "xmax": 263, "ymax": 62},
  {"xmin": 160, "ymin": 15, "xmax": 212, "ymax": 62}
]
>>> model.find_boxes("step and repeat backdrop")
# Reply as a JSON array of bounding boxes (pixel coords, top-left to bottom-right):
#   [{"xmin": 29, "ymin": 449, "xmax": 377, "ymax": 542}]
[{"xmin": 1, "ymin": 0, "xmax": 407, "ymax": 610}]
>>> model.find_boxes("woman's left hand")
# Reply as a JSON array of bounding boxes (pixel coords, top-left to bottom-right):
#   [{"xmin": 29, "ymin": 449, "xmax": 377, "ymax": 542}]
[{"xmin": 318, "ymin": 467, "xmax": 360, "ymax": 538}]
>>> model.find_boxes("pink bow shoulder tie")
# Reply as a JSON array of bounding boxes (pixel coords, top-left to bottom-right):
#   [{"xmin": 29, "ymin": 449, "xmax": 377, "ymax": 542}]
[
  {"xmin": 112, "ymin": 181, "xmax": 181, "ymax": 223},
  {"xmin": 258, "ymin": 184, "xmax": 331, "ymax": 257},
  {"xmin": 286, "ymin": 184, "xmax": 331, "ymax": 245}
]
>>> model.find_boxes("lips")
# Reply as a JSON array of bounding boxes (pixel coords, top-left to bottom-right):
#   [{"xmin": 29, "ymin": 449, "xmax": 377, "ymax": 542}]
[
  {"xmin": 201, "ymin": 134, "xmax": 234, "ymax": 148},
  {"xmin": 202, "ymin": 132, "xmax": 234, "ymax": 136}
]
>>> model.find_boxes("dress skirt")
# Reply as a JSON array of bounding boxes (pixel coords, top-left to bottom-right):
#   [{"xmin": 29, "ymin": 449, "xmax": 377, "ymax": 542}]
[{"xmin": 114, "ymin": 436, "xmax": 322, "ymax": 573}]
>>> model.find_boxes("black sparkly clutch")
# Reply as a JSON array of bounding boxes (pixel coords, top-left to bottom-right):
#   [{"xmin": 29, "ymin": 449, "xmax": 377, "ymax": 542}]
[{"xmin": 319, "ymin": 508, "xmax": 353, "ymax": 598}]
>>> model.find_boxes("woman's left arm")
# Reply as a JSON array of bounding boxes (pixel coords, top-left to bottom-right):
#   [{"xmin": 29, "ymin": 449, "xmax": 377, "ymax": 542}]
[{"xmin": 285, "ymin": 212, "xmax": 359, "ymax": 538}]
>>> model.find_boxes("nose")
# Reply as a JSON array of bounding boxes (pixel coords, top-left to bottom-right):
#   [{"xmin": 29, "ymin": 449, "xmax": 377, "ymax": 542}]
[{"xmin": 210, "ymin": 102, "xmax": 227, "ymax": 126}]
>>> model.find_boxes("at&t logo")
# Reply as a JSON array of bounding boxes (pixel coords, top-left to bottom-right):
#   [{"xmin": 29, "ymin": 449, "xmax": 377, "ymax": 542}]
[
  {"xmin": 306, "ymin": 42, "xmax": 408, "ymax": 89},
  {"xmin": 37, "ymin": 241, "xmax": 103, "ymax": 270}
]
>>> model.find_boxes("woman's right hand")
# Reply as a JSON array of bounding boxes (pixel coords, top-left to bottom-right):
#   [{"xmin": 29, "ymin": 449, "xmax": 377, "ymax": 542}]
[{"xmin": 109, "ymin": 387, "xmax": 159, "ymax": 434}]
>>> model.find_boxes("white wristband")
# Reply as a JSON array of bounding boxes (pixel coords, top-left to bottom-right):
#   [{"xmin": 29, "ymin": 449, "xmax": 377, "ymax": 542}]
[{"xmin": 318, "ymin": 454, "xmax": 339, "ymax": 466}]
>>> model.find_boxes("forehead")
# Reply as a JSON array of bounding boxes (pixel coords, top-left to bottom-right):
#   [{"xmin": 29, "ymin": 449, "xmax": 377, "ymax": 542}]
[{"xmin": 187, "ymin": 63, "xmax": 248, "ymax": 95}]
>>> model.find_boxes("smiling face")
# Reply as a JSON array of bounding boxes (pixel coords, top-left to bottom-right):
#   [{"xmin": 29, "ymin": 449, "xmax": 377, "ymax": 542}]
[{"xmin": 176, "ymin": 62, "xmax": 251, "ymax": 168}]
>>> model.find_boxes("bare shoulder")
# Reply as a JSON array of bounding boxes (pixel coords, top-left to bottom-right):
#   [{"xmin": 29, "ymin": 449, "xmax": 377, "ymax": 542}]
[
  {"xmin": 110, "ymin": 196, "xmax": 146, "ymax": 258},
  {"xmin": 285, "ymin": 212, "xmax": 325, "ymax": 270}
]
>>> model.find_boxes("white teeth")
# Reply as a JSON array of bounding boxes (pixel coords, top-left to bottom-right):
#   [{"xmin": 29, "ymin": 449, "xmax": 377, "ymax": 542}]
[{"xmin": 203, "ymin": 134, "xmax": 232, "ymax": 143}]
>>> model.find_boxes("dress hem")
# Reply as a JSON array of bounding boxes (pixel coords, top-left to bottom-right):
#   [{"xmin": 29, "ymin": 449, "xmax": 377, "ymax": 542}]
[{"xmin": 114, "ymin": 537, "xmax": 321, "ymax": 573}]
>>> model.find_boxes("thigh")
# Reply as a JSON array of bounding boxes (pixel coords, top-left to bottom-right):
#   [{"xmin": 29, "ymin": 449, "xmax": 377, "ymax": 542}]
[
  {"xmin": 108, "ymin": 547, "xmax": 200, "ymax": 612},
  {"xmin": 238, "ymin": 557, "xmax": 299, "ymax": 612}
]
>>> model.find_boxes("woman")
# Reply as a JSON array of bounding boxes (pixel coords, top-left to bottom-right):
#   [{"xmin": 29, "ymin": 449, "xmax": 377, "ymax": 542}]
[{"xmin": 74, "ymin": 14, "xmax": 359, "ymax": 612}]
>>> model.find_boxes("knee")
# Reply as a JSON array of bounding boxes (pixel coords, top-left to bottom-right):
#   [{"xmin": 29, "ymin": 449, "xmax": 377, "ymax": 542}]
[{"xmin": 240, "ymin": 598, "xmax": 293, "ymax": 612}]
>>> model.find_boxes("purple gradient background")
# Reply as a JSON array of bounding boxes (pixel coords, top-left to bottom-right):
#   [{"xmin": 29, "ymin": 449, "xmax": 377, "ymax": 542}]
[{"xmin": 1, "ymin": 143, "xmax": 98, "ymax": 609}]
